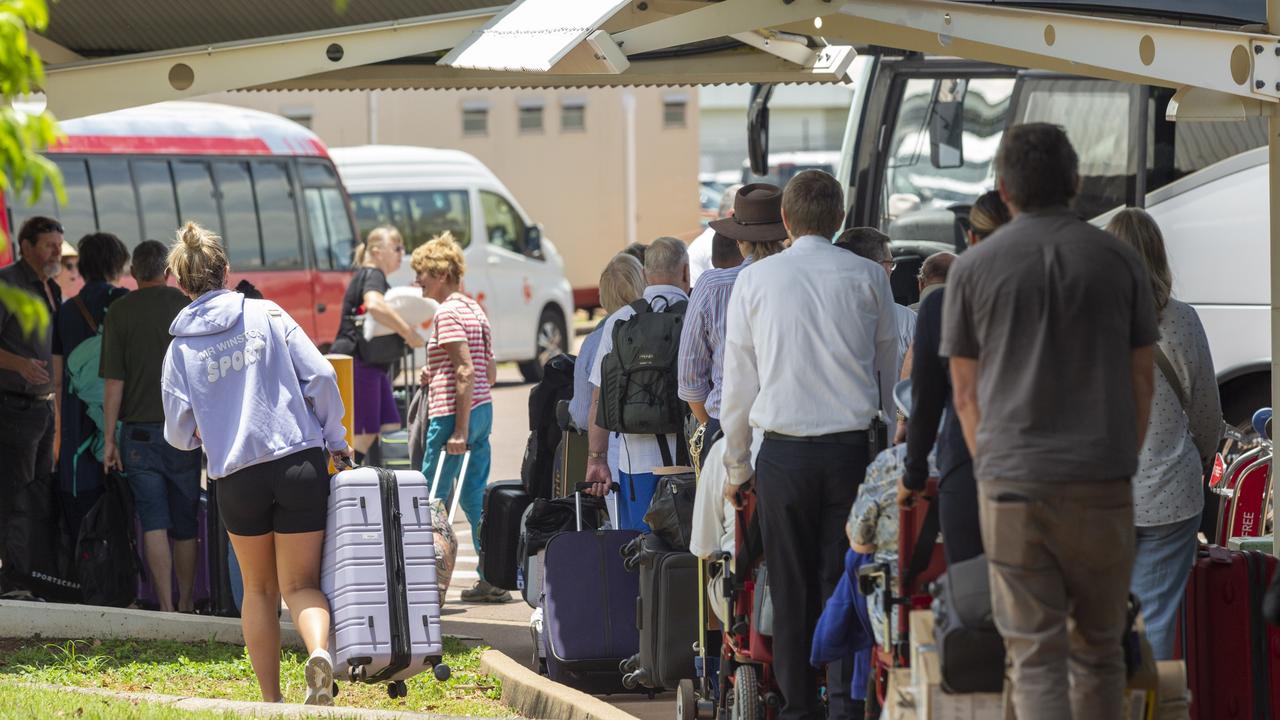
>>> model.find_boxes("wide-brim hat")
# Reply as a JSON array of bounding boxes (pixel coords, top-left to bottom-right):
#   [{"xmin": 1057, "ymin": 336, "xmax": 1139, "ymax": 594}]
[
  {"xmin": 61, "ymin": 240, "xmax": 78, "ymax": 257},
  {"xmin": 709, "ymin": 182, "xmax": 787, "ymax": 244}
]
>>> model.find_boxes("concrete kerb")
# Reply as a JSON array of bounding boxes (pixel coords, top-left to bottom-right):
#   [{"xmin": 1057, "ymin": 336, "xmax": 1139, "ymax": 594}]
[
  {"xmin": 0, "ymin": 598, "xmax": 306, "ymax": 649},
  {"xmin": 479, "ymin": 650, "xmax": 641, "ymax": 720},
  {"xmin": 22, "ymin": 683, "xmax": 487, "ymax": 719}
]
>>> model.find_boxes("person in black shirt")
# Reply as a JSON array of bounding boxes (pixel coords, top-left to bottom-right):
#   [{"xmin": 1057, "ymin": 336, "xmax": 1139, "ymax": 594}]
[
  {"xmin": 0, "ymin": 216, "xmax": 65, "ymax": 598},
  {"xmin": 329, "ymin": 226, "xmax": 425, "ymax": 461},
  {"xmin": 900, "ymin": 190, "xmax": 1008, "ymax": 565}
]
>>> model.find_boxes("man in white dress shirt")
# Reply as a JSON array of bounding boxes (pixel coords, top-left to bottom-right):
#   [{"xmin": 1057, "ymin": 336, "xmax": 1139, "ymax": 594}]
[{"xmin": 721, "ymin": 171, "xmax": 899, "ymax": 720}]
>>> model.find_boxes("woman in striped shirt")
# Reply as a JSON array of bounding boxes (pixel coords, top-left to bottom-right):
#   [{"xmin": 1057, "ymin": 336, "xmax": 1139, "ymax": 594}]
[{"xmin": 410, "ymin": 232, "xmax": 505, "ymax": 603}]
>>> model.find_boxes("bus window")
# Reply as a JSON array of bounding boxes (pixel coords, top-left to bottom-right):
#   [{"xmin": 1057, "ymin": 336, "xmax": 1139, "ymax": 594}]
[
  {"xmin": 408, "ymin": 191, "xmax": 471, "ymax": 251},
  {"xmin": 305, "ymin": 189, "xmax": 334, "ymax": 270},
  {"xmin": 88, "ymin": 158, "xmax": 141, "ymax": 244},
  {"xmin": 1013, "ymin": 78, "xmax": 1135, "ymax": 220},
  {"xmin": 132, "ymin": 159, "xmax": 179, "ymax": 243},
  {"xmin": 173, "ymin": 160, "xmax": 223, "ymax": 238},
  {"xmin": 881, "ymin": 77, "xmax": 1014, "ymax": 241},
  {"xmin": 212, "ymin": 161, "xmax": 263, "ymax": 269},
  {"xmin": 54, "ymin": 158, "xmax": 95, "ymax": 244},
  {"xmin": 321, "ymin": 188, "xmax": 354, "ymax": 269},
  {"xmin": 253, "ymin": 161, "xmax": 302, "ymax": 269}
]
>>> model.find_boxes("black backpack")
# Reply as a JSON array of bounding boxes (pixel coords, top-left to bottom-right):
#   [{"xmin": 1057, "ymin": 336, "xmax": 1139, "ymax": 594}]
[
  {"xmin": 75, "ymin": 474, "xmax": 140, "ymax": 608},
  {"xmin": 596, "ymin": 297, "xmax": 688, "ymax": 436},
  {"xmin": 521, "ymin": 354, "xmax": 576, "ymax": 499},
  {"xmin": 931, "ymin": 553, "xmax": 1005, "ymax": 693}
]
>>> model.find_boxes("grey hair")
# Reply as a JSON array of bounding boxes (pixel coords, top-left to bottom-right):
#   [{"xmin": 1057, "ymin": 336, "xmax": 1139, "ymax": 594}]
[
  {"xmin": 835, "ymin": 226, "xmax": 892, "ymax": 262},
  {"xmin": 718, "ymin": 184, "xmax": 743, "ymax": 217},
  {"xmin": 131, "ymin": 239, "xmax": 170, "ymax": 282},
  {"xmin": 644, "ymin": 236, "xmax": 688, "ymax": 281}
]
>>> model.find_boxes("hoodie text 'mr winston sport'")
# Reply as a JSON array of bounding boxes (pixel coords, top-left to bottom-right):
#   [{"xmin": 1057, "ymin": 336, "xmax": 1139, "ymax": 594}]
[{"xmin": 161, "ymin": 289, "xmax": 348, "ymax": 479}]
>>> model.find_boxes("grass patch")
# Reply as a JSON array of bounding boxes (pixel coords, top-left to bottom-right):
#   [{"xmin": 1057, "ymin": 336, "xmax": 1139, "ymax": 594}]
[
  {"xmin": 0, "ymin": 681, "xmax": 244, "ymax": 719},
  {"xmin": 0, "ymin": 637, "xmax": 511, "ymax": 717}
]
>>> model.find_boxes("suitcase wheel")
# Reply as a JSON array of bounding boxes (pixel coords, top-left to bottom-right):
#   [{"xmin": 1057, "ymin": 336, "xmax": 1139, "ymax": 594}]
[
  {"xmin": 433, "ymin": 663, "xmax": 452, "ymax": 682},
  {"xmin": 348, "ymin": 665, "xmax": 367, "ymax": 683},
  {"xmin": 387, "ymin": 680, "xmax": 407, "ymax": 699}
]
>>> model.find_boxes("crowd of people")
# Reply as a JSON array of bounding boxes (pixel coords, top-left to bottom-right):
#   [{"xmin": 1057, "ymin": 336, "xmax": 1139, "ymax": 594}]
[
  {"xmin": 576, "ymin": 122, "xmax": 1222, "ymax": 720},
  {"xmin": 0, "ymin": 120, "xmax": 1226, "ymax": 716}
]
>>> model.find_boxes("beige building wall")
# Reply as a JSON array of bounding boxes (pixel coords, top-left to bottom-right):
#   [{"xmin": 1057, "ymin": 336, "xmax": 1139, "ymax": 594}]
[{"xmin": 201, "ymin": 87, "xmax": 701, "ymax": 303}]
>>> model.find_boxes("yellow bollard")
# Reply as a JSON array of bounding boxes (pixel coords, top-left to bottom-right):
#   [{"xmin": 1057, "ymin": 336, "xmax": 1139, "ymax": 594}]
[{"xmin": 326, "ymin": 353, "xmax": 355, "ymax": 472}]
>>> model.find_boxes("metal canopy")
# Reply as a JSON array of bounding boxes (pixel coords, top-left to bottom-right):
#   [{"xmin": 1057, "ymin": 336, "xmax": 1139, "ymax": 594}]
[{"xmin": 33, "ymin": 0, "xmax": 1280, "ymax": 120}]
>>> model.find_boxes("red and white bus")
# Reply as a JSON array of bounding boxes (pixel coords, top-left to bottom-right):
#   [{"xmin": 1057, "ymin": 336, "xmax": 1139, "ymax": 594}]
[{"xmin": 0, "ymin": 101, "xmax": 357, "ymax": 345}]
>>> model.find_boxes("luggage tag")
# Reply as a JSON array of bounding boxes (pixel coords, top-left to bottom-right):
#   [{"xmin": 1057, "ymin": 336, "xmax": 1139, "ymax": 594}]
[{"xmin": 1209, "ymin": 453, "xmax": 1226, "ymax": 489}]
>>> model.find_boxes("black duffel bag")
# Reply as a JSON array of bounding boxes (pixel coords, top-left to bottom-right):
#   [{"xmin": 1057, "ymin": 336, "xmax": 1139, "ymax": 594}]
[
  {"xmin": 932, "ymin": 553, "xmax": 1006, "ymax": 693},
  {"xmin": 643, "ymin": 470, "xmax": 696, "ymax": 552}
]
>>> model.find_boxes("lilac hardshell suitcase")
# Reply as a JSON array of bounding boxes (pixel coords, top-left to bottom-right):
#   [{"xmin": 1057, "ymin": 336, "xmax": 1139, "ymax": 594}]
[
  {"xmin": 321, "ymin": 466, "xmax": 451, "ymax": 692},
  {"xmin": 135, "ymin": 491, "xmax": 213, "ymax": 612}
]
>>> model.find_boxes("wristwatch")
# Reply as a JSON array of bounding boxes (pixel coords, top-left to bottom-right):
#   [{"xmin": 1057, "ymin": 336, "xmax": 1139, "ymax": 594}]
[{"xmin": 587, "ymin": 451, "xmax": 606, "ymax": 460}]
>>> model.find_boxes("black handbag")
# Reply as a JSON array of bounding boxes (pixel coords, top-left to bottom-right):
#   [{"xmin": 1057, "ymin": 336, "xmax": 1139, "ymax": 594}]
[
  {"xmin": 643, "ymin": 470, "xmax": 696, "ymax": 551},
  {"xmin": 356, "ymin": 332, "xmax": 404, "ymax": 366}
]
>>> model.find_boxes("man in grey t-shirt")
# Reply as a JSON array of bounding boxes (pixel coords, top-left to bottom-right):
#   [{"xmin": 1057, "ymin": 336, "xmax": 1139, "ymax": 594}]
[{"xmin": 941, "ymin": 123, "xmax": 1158, "ymax": 720}]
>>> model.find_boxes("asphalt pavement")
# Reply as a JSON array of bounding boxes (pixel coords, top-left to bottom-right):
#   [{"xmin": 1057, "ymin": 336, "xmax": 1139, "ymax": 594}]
[{"xmin": 439, "ymin": 363, "xmax": 672, "ymax": 720}]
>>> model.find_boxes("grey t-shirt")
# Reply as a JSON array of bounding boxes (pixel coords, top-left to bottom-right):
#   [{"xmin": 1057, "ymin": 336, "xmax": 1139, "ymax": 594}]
[{"xmin": 940, "ymin": 207, "xmax": 1160, "ymax": 483}]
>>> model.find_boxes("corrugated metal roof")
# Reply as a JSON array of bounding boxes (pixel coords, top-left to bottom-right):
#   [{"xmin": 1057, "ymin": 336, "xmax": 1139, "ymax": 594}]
[{"xmin": 44, "ymin": 0, "xmax": 504, "ymax": 56}]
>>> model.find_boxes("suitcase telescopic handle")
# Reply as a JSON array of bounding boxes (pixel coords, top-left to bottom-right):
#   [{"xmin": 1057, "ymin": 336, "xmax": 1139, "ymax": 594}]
[
  {"xmin": 428, "ymin": 447, "xmax": 471, "ymax": 526},
  {"xmin": 574, "ymin": 481, "xmax": 620, "ymax": 493},
  {"xmin": 573, "ymin": 482, "xmax": 621, "ymax": 532}
]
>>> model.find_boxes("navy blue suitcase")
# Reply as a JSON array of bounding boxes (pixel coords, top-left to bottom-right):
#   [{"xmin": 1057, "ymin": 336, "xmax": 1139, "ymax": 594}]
[{"xmin": 541, "ymin": 486, "xmax": 640, "ymax": 694}]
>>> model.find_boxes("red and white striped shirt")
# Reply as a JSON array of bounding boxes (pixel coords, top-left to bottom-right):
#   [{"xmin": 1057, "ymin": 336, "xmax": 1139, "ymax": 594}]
[{"xmin": 426, "ymin": 293, "xmax": 493, "ymax": 419}]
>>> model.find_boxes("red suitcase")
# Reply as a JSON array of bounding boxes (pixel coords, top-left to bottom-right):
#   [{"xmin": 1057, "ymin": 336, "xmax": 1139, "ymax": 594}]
[{"xmin": 1180, "ymin": 545, "xmax": 1280, "ymax": 720}]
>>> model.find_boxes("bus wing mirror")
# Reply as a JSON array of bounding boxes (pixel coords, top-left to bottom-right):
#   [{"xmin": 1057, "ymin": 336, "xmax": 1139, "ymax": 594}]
[
  {"xmin": 929, "ymin": 79, "xmax": 968, "ymax": 170},
  {"xmin": 747, "ymin": 83, "xmax": 776, "ymax": 177}
]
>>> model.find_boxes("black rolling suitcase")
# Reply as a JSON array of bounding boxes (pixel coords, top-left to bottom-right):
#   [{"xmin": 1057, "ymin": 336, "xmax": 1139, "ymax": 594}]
[
  {"xmin": 205, "ymin": 480, "xmax": 239, "ymax": 617},
  {"xmin": 621, "ymin": 533, "xmax": 700, "ymax": 691},
  {"xmin": 478, "ymin": 480, "xmax": 534, "ymax": 591}
]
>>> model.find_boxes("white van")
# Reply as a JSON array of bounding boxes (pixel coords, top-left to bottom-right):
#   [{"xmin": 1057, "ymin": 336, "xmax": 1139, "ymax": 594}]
[{"xmin": 332, "ymin": 145, "xmax": 574, "ymax": 381}]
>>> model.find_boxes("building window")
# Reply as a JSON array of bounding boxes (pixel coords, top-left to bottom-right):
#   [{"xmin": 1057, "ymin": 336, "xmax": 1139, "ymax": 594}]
[
  {"xmin": 463, "ymin": 107, "xmax": 488, "ymax": 136},
  {"xmin": 519, "ymin": 105, "xmax": 544, "ymax": 133},
  {"xmin": 561, "ymin": 99, "xmax": 586, "ymax": 132},
  {"xmin": 663, "ymin": 98, "xmax": 687, "ymax": 128}
]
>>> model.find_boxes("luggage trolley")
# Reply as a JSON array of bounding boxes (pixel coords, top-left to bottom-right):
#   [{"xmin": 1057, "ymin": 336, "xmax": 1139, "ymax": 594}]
[
  {"xmin": 678, "ymin": 423, "xmax": 779, "ymax": 720},
  {"xmin": 856, "ymin": 478, "xmax": 946, "ymax": 716},
  {"xmin": 1211, "ymin": 409, "xmax": 1273, "ymax": 545}
]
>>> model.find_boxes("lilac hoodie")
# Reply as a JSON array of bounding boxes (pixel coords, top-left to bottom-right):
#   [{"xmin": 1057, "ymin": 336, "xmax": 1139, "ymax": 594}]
[{"xmin": 161, "ymin": 289, "xmax": 348, "ymax": 478}]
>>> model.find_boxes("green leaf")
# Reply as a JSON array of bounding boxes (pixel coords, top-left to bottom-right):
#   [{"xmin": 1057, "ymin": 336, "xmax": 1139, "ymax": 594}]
[{"xmin": 0, "ymin": 282, "xmax": 49, "ymax": 338}]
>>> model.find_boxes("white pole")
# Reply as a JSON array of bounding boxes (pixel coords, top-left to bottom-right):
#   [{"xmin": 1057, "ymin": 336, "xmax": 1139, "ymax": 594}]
[
  {"xmin": 1270, "ymin": 0, "xmax": 1280, "ymax": 558},
  {"xmin": 623, "ymin": 90, "xmax": 638, "ymax": 249}
]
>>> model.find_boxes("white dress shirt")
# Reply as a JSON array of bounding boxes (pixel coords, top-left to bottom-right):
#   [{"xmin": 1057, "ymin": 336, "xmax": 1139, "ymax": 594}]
[
  {"xmin": 590, "ymin": 284, "xmax": 690, "ymax": 474},
  {"xmin": 720, "ymin": 235, "xmax": 899, "ymax": 487},
  {"xmin": 687, "ymin": 227, "xmax": 715, "ymax": 289}
]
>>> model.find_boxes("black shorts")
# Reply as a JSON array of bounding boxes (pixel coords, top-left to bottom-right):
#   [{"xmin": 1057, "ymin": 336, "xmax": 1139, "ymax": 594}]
[{"xmin": 217, "ymin": 448, "xmax": 330, "ymax": 536}]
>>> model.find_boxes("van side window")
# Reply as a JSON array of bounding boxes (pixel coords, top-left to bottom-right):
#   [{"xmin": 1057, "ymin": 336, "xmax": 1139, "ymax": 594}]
[
  {"xmin": 305, "ymin": 190, "xmax": 334, "ymax": 270},
  {"xmin": 133, "ymin": 160, "xmax": 179, "ymax": 243},
  {"xmin": 480, "ymin": 191, "xmax": 525, "ymax": 255},
  {"xmin": 88, "ymin": 158, "xmax": 142, "ymax": 244},
  {"xmin": 173, "ymin": 160, "xmax": 224, "ymax": 239},
  {"xmin": 408, "ymin": 191, "xmax": 471, "ymax": 251},
  {"xmin": 353, "ymin": 194, "xmax": 389, "ymax": 243},
  {"xmin": 253, "ymin": 160, "xmax": 303, "ymax": 269},
  {"xmin": 212, "ymin": 161, "xmax": 263, "ymax": 269}
]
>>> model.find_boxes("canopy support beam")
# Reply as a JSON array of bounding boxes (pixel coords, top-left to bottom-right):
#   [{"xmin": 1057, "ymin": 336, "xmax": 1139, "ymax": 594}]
[{"xmin": 42, "ymin": 8, "xmax": 494, "ymax": 119}]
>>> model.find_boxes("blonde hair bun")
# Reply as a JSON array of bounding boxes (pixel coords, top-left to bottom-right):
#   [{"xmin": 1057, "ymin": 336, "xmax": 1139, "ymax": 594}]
[{"xmin": 169, "ymin": 221, "xmax": 230, "ymax": 297}]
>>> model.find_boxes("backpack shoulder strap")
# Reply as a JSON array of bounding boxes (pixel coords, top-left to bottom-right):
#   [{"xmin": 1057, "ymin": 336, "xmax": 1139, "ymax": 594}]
[
  {"xmin": 627, "ymin": 298, "xmax": 651, "ymax": 315},
  {"xmin": 1153, "ymin": 344, "xmax": 1189, "ymax": 412},
  {"xmin": 72, "ymin": 295, "xmax": 98, "ymax": 334}
]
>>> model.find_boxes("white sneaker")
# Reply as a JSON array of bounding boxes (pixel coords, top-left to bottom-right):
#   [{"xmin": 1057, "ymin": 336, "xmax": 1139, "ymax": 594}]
[{"xmin": 304, "ymin": 649, "xmax": 334, "ymax": 706}]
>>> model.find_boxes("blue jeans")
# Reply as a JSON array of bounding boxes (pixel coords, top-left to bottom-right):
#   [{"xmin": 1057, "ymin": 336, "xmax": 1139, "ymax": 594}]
[
  {"xmin": 1131, "ymin": 515, "xmax": 1200, "ymax": 660},
  {"xmin": 422, "ymin": 403, "xmax": 493, "ymax": 558},
  {"xmin": 122, "ymin": 422, "xmax": 202, "ymax": 539}
]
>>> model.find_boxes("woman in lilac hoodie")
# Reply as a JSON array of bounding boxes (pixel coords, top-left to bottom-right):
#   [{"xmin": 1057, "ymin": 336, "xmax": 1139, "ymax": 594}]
[{"xmin": 161, "ymin": 223, "xmax": 350, "ymax": 706}]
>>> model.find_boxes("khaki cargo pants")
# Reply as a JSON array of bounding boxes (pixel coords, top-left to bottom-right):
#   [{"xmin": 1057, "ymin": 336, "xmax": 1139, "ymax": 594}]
[{"xmin": 979, "ymin": 478, "xmax": 1135, "ymax": 720}]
